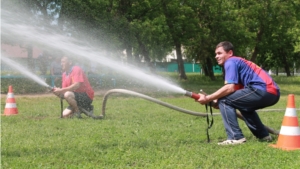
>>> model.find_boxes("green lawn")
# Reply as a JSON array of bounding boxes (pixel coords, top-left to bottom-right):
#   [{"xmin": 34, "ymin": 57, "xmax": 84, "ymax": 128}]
[{"xmin": 1, "ymin": 74, "xmax": 300, "ymax": 168}]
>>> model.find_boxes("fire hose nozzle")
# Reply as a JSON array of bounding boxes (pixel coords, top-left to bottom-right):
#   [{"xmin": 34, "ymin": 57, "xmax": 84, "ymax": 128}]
[
  {"xmin": 47, "ymin": 86, "xmax": 54, "ymax": 92},
  {"xmin": 185, "ymin": 91, "xmax": 200, "ymax": 100}
]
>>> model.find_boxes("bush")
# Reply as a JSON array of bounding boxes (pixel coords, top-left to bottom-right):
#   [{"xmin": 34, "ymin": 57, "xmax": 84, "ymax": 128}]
[{"xmin": 1, "ymin": 78, "xmax": 49, "ymax": 94}]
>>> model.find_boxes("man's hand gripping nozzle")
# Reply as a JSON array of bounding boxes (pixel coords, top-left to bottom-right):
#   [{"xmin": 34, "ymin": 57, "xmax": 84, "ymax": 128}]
[
  {"xmin": 47, "ymin": 86, "xmax": 54, "ymax": 92},
  {"xmin": 184, "ymin": 91, "xmax": 200, "ymax": 100}
]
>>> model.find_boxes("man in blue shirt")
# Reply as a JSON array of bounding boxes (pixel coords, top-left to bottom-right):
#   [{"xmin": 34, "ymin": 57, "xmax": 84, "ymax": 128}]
[{"xmin": 198, "ymin": 41, "xmax": 280, "ymax": 145}]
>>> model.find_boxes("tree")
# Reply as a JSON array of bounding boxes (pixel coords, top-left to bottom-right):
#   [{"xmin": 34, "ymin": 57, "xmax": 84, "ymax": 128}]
[
  {"xmin": 185, "ymin": 0, "xmax": 251, "ymax": 80},
  {"xmin": 161, "ymin": 0, "xmax": 200, "ymax": 80},
  {"xmin": 2, "ymin": 0, "xmax": 62, "ymax": 70},
  {"xmin": 3, "ymin": 0, "xmax": 299, "ymax": 78},
  {"xmin": 185, "ymin": 0, "xmax": 299, "ymax": 78},
  {"xmin": 60, "ymin": 0, "xmax": 172, "ymax": 69},
  {"xmin": 248, "ymin": 0, "xmax": 299, "ymax": 76}
]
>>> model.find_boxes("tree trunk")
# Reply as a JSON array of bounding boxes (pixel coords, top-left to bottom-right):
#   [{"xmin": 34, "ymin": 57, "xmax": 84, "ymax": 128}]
[
  {"xmin": 126, "ymin": 46, "xmax": 133, "ymax": 65},
  {"xmin": 175, "ymin": 43, "xmax": 187, "ymax": 80},
  {"xmin": 282, "ymin": 56, "xmax": 291, "ymax": 76},
  {"xmin": 279, "ymin": 49, "xmax": 291, "ymax": 77},
  {"xmin": 205, "ymin": 57, "xmax": 216, "ymax": 81},
  {"xmin": 202, "ymin": 64, "xmax": 208, "ymax": 76},
  {"xmin": 250, "ymin": 29, "xmax": 264, "ymax": 62},
  {"xmin": 161, "ymin": 1, "xmax": 186, "ymax": 80},
  {"xmin": 137, "ymin": 36, "xmax": 151, "ymax": 69}
]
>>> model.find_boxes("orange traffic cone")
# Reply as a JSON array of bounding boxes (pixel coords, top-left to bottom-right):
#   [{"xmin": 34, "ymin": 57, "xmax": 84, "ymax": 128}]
[
  {"xmin": 271, "ymin": 94, "xmax": 300, "ymax": 150},
  {"xmin": 3, "ymin": 85, "xmax": 18, "ymax": 116}
]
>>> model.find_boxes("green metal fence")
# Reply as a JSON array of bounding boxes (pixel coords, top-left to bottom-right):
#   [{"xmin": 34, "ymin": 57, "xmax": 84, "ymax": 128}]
[{"xmin": 155, "ymin": 62, "xmax": 222, "ymax": 73}]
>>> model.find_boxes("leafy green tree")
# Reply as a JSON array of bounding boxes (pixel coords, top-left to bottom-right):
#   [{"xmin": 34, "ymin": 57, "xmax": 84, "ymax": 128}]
[
  {"xmin": 2, "ymin": 0, "xmax": 62, "ymax": 70},
  {"xmin": 185, "ymin": 0, "xmax": 251, "ymax": 80},
  {"xmin": 247, "ymin": 0, "xmax": 299, "ymax": 76},
  {"xmin": 161, "ymin": 0, "xmax": 201, "ymax": 80},
  {"xmin": 127, "ymin": 1, "xmax": 173, "ymax": 66},
  {"xmin": 185, "ymin": 0, "xmax": 299, "ymax": 78},
  {"xmin": 3, "ymin": 0, "xmax": 299, "ymax": 78},
  {"xmin": 60, "ymin": 0, "xmax": 172, "ymax": 70}
]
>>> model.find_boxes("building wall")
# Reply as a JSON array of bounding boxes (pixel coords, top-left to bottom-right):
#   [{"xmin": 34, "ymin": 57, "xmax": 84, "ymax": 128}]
[{"xmin": 1, "ymin": 43, "xmax": 42, "ymax": 58}]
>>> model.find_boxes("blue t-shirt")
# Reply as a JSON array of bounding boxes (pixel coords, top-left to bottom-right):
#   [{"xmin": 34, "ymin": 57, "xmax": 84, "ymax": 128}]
[{"xmin": 224, "ymin": 56, "xmax": 280, "ymax": 95}]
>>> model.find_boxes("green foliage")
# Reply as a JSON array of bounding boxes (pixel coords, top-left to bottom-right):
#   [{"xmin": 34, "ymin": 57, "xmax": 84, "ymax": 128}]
[{"xmin": 2, "ymin": 0, "xmax": 300, "ymax": 79}]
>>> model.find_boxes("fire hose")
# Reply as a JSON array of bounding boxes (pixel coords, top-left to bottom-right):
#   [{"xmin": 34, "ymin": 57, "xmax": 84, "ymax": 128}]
[
  {"xmin": 102, "ymin": 89, "xmax": 280, "ymax": 135},
  {"xmin": 49, "ymin": 85, "xmax": 284, "ymax": 135}
]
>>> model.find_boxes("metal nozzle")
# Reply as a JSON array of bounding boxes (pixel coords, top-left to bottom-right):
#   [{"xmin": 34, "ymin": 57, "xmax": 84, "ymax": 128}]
[
  {"xmin": 185, "ymin": 91, "xmax": 192, "ymax": 97},
  {"xmin": 47, "ymin": 85, "xmax": 54, "ymax": 92},
  {"xmin": 185, "ymin": 91, "xmax": 200, "ymax": 100}
]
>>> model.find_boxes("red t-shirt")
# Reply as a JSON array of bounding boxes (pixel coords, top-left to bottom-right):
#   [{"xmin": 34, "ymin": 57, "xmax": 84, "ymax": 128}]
[{"xmin": 62, "ymin": 66, "xmax": 94, "ymax": 100}]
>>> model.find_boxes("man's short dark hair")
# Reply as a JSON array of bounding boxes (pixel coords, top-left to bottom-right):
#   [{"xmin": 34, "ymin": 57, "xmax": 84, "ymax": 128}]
[{"xmin": 216, "ymin": 41, "xmax": 234, "ymax": 54}]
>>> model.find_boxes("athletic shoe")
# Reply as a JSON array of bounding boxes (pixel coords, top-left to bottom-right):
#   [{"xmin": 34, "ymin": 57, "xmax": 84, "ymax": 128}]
[{"xmin": 217, "ymin": 138, "xmax": 246, "ymax": 145}]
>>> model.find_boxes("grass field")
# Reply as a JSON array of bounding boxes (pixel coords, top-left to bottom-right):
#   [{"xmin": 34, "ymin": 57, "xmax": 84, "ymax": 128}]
[{"xmin": 1, "ymin": 74, "xmax": 300, "ymax": 168}]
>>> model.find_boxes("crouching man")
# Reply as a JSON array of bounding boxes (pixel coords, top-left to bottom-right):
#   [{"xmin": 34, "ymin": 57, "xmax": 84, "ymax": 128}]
[
  {"xmin": 53, "ymin": 56, "xmax": 94, "ymax": 118},
  {"xmin": 197, "ymin": 41, "xmax": 280, "ymax": 145}
]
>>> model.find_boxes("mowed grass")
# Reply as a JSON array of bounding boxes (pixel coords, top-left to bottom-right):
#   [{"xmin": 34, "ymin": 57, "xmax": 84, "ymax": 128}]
[{"xmin": 1, "ymin": 75, "xmax": 300, "ymax": 168}]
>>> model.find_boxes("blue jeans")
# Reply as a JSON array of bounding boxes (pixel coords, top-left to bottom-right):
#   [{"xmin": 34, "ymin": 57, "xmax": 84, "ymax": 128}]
[{"xmin": 217, "ymin": 86, "xmax": 280, "ymax": 140}]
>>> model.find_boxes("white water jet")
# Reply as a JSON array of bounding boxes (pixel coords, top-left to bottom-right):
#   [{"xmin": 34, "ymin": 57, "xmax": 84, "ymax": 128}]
[
  {"xmin": 1, "ymin": 56, "xmax": 49, "ymax": 87},
  {"xmin": 1, "ymin": 8, "xmax": 186, "ymax": 94}
]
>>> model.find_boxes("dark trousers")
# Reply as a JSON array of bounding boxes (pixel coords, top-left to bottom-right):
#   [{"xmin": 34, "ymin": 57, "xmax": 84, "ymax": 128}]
[{"xmin": 217, "ymin": 86, "xmax": 280, "ymax": 140}]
